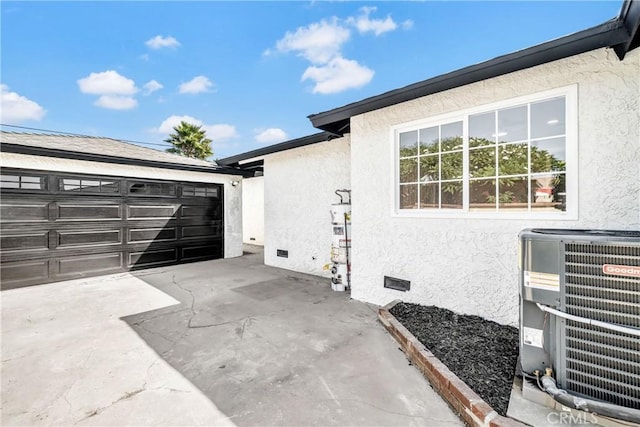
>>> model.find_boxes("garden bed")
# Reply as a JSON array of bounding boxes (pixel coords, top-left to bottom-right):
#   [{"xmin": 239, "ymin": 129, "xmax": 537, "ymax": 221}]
[{"xmin": 389, "ymin": 302, "xmax": 519, "ymax": 417}]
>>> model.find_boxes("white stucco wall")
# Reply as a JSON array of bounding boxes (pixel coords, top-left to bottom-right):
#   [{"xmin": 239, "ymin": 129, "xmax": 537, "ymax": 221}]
[
  {"xmin": 350, "ymin": 48, "xmax": 640, "ymax": 325},
  {"xmin": 0, "ymin": 153, "xmax": 244, "ymax": 258},
  {"xmin": 242, "ymin": 175, "xmax": 264, "ymax": 245},
  {"xmin": 263, "ymin": 136, "xmax": 351, "ymax": 277}
]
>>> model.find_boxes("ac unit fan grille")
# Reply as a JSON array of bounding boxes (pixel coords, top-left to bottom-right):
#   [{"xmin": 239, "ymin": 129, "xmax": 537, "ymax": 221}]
[{"xmin": 564, "ymin": 243, "xmax": 640, "ymax": 409}]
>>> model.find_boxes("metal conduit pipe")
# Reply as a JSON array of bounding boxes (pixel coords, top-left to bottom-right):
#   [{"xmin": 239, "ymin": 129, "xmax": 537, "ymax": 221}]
[{"xmin": 540, "ymin": 371, "xmax": 640, "ymax": 424}]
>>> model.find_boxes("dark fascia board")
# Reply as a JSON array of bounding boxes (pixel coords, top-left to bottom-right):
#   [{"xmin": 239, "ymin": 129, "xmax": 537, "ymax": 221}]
[
  {"xmin": 308, "ymin": 19, "xmax": 630, "ymax": 135},
  {"xmin": 614, "ymin": 0, "xmax": 640, "ymax": 58},
  {"xmin": 217, "ymin": 132, "xmax": 333, "ymax": 166},
  {"xmin": 1, "ymin": 143, "xmax": 248, "ymax": 176}
]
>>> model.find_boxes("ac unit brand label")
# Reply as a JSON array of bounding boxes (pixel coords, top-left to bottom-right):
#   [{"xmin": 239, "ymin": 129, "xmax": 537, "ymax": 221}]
[{"xmin": 603, "ymin": 264, "xmax": 640, "ymax": 278}]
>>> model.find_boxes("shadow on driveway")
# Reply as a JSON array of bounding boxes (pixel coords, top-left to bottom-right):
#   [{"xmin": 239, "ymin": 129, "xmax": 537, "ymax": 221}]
[{"xmin": 125, "ymin": 251, "xmax": 463, "ymax": 427}]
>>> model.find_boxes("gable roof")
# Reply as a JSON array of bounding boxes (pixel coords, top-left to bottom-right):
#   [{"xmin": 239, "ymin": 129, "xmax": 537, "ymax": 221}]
[
  {"xmin": 0, "ymin": 131, "xmax": 245, "ymax": 175},
  {"xmin": 309, "ymin": 0, "xmax": 640, "ymax": 135}
]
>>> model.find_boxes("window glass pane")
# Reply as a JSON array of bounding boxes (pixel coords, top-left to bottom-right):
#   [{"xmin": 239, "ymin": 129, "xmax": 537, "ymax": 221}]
[
  {"xmin": 61, "ymin": 179, "xmax": 80, "ymax": 191},
  {"xmin": 400, "ymin": 184, "xmax": 418, "ymax": 209},
  {"xmin": 399, "ymin": 130, "xmax": 418, "ymax": 157},
  {"xmin": 498, "ymin": 177, "xmax": 528, "ymax": 211},
  {"xmin": 100, "ymin": 181, "xmax": 120, "ymax": 192},
  {"xmin": 207, "ymin": 187, "xmax": 219, "ymax": 197},
  {"xmin": 441, "ymin": 151, "xmax": 463, "ymax": 180},
  {"xmin": 0, "ymin": 175, "xmax": 20, "ymax": 188},
  {"xmin": 469, "ymin": 147, "xmax": 496, "ymax": 178},
  {"xmin": 21, "ymin": 176, "xmax": 41, "ymax": 183},
  {"xmin": 82, "ymin": 180, "xmax": 100, "ymax": 190},
  {"xmin": 531, "ymin": 97, "xmax": 565, "ymax": 138},
  {"xmin": 194, "ymin": 187, "xmax": 207, "ymax": 196},
  {"xmin": 498, "ymin": 143, "xmax": 528, "ymax": 176},
  {"xmin": 420, "ymin": 183, "xmax": 439, "ymax": 209},
  {"xmin": 419, "ymin": 155, "xmax": 439, "ymax": 182},
  {"xmin": 419, "ymin": 127, "xmax": 439, "ymax": 154},
  {"xmin": 469, "ymin": 111, "xmax": 495, "ymax": 144},
  {"xmin": 400, "ymin": 158, "xmax": 418, "ymax": 183},
  {"xmin": 497, "ymin": 105, "xmax": 527, "ymax": 143},
  {"xmin": 470, "ymin": 179, "xmax": 496, "ymax": 211},
  {"xmin": 532, "ymin": 174, "xmax": 566, "ymax": 212},
  {"xmin": 441, "ymin": 181, "xmax": 463, "ymax": 209},
  {"xmin": 22, "ymin": 182, "xmax": 42, "ymax": 190},
  {"xmin": 532, "ymin": 137, "xmax": 565, "ymax": 173},
  {"xmin": 441, "ymin": 122, "xmax": 463, "ymax": 152},
  {"xmin": 182, "ymin": 186, "xmax": 194, "ymax": 196}
]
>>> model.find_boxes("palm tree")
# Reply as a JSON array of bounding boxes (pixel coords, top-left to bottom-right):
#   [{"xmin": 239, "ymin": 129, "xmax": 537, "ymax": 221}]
[{"xmin": 165, "ymin": 121, "xmax": 213, "ymax": 160}]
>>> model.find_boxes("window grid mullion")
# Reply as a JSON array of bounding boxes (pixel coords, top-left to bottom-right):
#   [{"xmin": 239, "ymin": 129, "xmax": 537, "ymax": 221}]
[{"xmin": 527, "ymin": 103, "xmax": 532, "ymax": 212}]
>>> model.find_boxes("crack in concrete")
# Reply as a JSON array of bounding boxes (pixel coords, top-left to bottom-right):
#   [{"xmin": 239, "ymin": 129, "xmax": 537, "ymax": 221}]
[
  {"xmin": 73, "ymin": 388, "xmax": 145, "ymax": 425},
  {"xmin": 130, "ymin": 306, "xmax": 191, "ymax": 327}
]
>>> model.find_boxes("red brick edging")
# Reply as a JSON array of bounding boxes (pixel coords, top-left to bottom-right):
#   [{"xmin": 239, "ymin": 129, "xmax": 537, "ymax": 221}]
[{"xmin": 378, "ymin": 300, "xmax": 526, "ymax": 427}]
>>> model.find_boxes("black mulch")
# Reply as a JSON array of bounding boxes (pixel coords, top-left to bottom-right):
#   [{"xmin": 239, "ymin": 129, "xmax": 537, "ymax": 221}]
[{"xmin": 390, "ymin": 302, "xmax": 519, "ymax": 417}]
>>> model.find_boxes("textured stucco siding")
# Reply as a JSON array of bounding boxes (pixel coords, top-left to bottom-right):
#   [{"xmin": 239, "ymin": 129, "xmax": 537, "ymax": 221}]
[
  {"xmin": 242, "ymin": 176, "xmax": 264, "ymax": 245},
  {"xmin": 0, "ymin": 153, "xmax": 244, "ymax": 258},
  {"xmin": 350, "ymin": 48, "xmax": 640, "ymax": 325},
  {"xmin": 263, "ymin": 136, "xmax": 350, "ymax": 277}
]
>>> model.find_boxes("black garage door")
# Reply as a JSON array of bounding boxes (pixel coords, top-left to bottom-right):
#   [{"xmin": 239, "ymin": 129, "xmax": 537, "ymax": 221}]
[{"xmin": 1, "ymin": 168, "xmax": 224, "ymax": 290}]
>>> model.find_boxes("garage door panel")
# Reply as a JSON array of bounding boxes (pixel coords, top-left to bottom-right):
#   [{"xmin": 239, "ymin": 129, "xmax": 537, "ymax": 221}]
[
  {"xmin": 1, "ymin": 168, "xmax": 225, "ymax": 288},
  {"xmin": 57, "ymin": 253, "xmax": 123, "ymax": 276},
  {"xmin": 127, "ymin": 205, "xmax": 178, "ymax": 219},
  {"xmin": 1, "ymin": 232, "xmax": 50, "ymax": 252},
  {"xmin": 56, "ymin": 203, "xmax": 122, "ymax": 221},
  {"xmin": 57, "ymin": 229, "xmax": 122, "ymax": 248},
  {"xmin": 129, "ymin": 248, "xmax": 178, "ymax": 268},
  {"xmin": 0, "ymin": 202, "xmax": 49, "ymax": 222},
  {"xmin": 0, "ymin": 260, "xmax": 50, "ymax": 289},
  {"xmin": 128, "ymin": 227, "xmax": 177, "ymax": 243},
  {"xmin": 182, "ymin": 224, "xmax": 223, "ymax": 239},
  {"xmin": 182, "ymin": 244, "xmax": 223, "ymax": 262}
]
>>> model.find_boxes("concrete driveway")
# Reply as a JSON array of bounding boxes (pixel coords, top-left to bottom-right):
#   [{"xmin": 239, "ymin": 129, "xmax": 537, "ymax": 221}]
[{"xmin": 2, "ymin": 250, "xmax": 463, "ymax": 427}]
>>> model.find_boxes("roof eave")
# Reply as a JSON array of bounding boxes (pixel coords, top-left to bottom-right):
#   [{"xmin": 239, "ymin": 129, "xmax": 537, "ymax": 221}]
[
  {"xmin": 308, "ymin": 19, "xmax": 630, "ymax": 135},
  {"xmin": 1, "ymin": 143, "xmax": 247, "ymax": 176},
  {"xmin": 217, "ymin": 132, "xmax": 333, "ymax": 166}
]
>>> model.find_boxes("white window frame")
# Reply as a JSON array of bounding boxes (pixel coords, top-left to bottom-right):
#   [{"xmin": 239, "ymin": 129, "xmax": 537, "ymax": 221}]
[{"xmin": 391, "ymin": 84, "xmax": 578, "ymax": 220}]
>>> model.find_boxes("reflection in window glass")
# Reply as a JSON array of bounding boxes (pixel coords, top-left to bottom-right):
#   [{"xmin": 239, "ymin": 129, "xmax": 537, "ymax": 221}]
[
  {"xmin": 399, "ymin": 130, "xmax": 418, "ymax": 157},
  {"xmin": 498, "ymin": 144, "xmax": 528, "ymax": 176},
  {"xmin": 470, "ymin": 179, "xmax": 496, "ymax": 211},
  {"xmin": 469, "ymin": 111, "xmax": 495, "ymax": 143},
  {"xmin": 497, "ymin": 105, "xmax": 527, "ymax": 143},
  {"xmin": 531, "ymin": 174, "xmax": 566, "ymax": 212},
  {"xmin": 400, "ymin": 184, "xmax": 418, "ymax": 209},
  {"xmin": 498, "ymin": 177, "xmax": 528, "ymax": 211},
  {"xmin": 441, "ymin": 181, "xmax": 463, "ymax": 209},
  {"xmin": 531, "ymin": 97, "xmax": 565, "ymax": 139},
  {"xmin": 420, "ymin": 183, "xmax": 438, "ymax": 208},
  {"xmin": 397, "ymin": 93, "xmax": 569, "ymax": 214},
  {"xmin": 419, "ymin": 127, "xmax": 439, "ymax": 154},
  {"xmin": 400, "ymin": 158, "xmax": 418, "ymax": 183},
  {"xmin": 532, "ymin": 138, "xmax": 565, "ymax": 173}
]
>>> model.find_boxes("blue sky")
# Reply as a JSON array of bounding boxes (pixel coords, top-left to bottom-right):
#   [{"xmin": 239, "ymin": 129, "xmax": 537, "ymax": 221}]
[{"xmin": 1, "ymin": 1, "xmax": 622, "ymax": 159}]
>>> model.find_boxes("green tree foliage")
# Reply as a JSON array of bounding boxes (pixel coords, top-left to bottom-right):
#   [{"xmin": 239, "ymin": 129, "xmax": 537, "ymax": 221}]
[{"xmin": 165, "ymin": 121, "xmax": 213, "ymax": 160}]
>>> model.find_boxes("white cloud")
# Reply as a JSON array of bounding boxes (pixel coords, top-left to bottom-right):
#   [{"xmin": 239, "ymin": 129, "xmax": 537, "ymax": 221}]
[
  {"xmin": 146, "ymin": 35, "xmax": 181, "ymax": 50},
  {"xmin": 143, "ymin": 80, "xmax": 163, "ymax": 95},
  {"xmin": 255, "ymin": 128, "xmax": 288, "ymax": 144},
  {"xmin": 0, "ymin": 84, "xmax": 46, "ymax": 123},
  {"xmin": 77, "ymin": 70, "xmax": 138, "ymax": 95},
  {"xmin": 402, "ymin": 19, "xmax": 414, "ymax": 30},
  {"xmin": 94, "ymin": 95, "xmax": 137, "ymax": 110},
  {"xmin": 156, "ymin": 115, "xmax": 238, "ymax": 141},
  {"xmin": 272, "ymin": 19, "xmax": 350, "ymax": 64},
  {"xmin": 347, "ymin": 6, "xmax": 397, "ymax": 36},
  {"xmin": 204, "ymin": 124, "xmax": 238, "ymax": 141},
  {"xmin": 302, "ymin": 56, "xmax": 374, "ymax": 94},
  {"xmin": 178, "ymin": 75, "xmax": 214, "ymax": 94}
]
